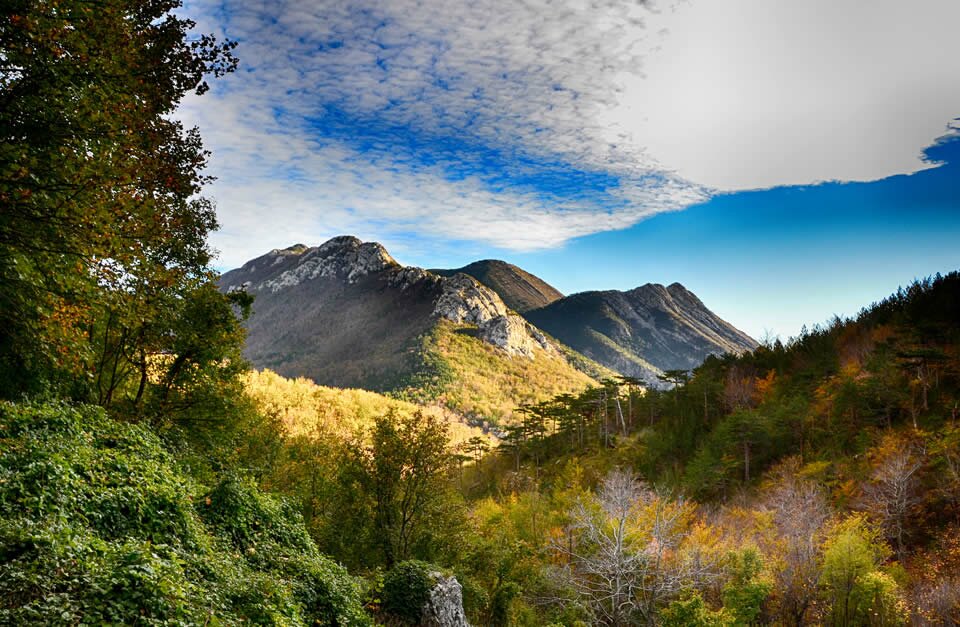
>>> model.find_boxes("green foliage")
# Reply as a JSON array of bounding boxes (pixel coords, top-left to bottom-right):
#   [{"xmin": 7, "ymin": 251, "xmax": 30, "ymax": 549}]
[
  {"xmin": 330, "ymin": 410, "xmax": 465, "ymax": 569},
  {"xmin": 0, "ymin": 401, "xmax": 369, "ymax": 625},
  {"xmin": 382, "ymin": 560, "xmax": 437, "ymax": 624},
  {"xmin": 661, "ymin": 592, "xmax": 734, "ymax": 627},
  {"xmin": 722, "ymin": 549, "xmax": 772, "ymax": 625},
  {"xmin": 0, "ymin": 0, "xmax": 248, "ymax": 427},
  {"xmin": 820, "ymin": 514, "xmax": 905, "ymax": 627}
]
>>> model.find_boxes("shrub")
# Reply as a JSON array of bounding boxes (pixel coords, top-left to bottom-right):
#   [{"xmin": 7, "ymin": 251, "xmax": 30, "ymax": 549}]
[
  {"xmin": 382, "ymin": 560, "xmax": 438, "ymax": 624},
  {"xmin": 0, "ymin": 401, "xmax": 370, "ymax": 625}
]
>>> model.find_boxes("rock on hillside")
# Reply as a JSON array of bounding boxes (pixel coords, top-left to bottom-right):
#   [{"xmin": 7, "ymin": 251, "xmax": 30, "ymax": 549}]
[
  {"xmin": 432, "ymin": 259, "xmax": 563, "ymax": 313},
  {"xmin": 524, "ymin": 282, "xmax": 757, "ymax": 386},
  {"xmin": 421, "ymin": 573, "xmax": 470, "ymax": 627}
]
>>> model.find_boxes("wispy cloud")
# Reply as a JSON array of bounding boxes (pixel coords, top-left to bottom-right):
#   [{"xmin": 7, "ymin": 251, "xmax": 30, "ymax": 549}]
[
  {"xmin": 179, "ymin": 0, "xmax": 960, "ymax": 268},
  {"xmin": 180, "ymin": 0, "xmax": 707, "ymax": 267}
]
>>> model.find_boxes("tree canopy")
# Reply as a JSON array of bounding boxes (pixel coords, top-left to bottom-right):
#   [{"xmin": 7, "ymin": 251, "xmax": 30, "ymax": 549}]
[{"xmin": 1, "ymin": 0, "xmax": 243, "ymax": 421}]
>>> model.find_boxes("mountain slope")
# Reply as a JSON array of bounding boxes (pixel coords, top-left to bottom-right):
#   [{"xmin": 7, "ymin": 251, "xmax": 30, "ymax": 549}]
[
  {"xmin": 220, "ymin": 236, "xmax": 598, "ymax": 423},
  {"xmin": 432, "ymin": 259, "xmax": 563, "ymax": 313},
  {"xmin": 524, "ymin": 283, "xmax": 757, "ymax": 384},
  {"xmin": 244, "ymin": 369, "xmax": 491, "ymax": 445}
]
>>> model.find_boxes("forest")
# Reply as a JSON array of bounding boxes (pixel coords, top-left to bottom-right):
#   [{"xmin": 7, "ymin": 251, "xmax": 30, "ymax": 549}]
[{"xmin": 2, "ymin": 0, "xmax": 959, "ymax": 625}]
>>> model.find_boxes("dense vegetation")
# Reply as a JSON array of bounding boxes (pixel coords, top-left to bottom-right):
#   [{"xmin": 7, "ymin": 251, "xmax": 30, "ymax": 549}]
[
  {"xmin": 458, "ymin": 272, "xmax": 960, "ymax": 624},
  {"xmin": 3, "ymin": 0, "xmax": 959, "ymax": 624},
  {"xmin": 396, "ymin": 320, "xmax": 600, "ymax": 424},
  {"xmin": 0, "ymin": 402, "xmax": 369, "ymax": 625}
]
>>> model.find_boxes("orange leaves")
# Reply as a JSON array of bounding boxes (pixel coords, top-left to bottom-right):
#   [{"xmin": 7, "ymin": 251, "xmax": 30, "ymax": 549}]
[{"xmin": 754, "ymin": 370, "xmax": 777, "ymax": 404}]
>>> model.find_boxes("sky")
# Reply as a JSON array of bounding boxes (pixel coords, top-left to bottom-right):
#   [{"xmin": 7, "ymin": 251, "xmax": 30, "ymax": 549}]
[{"xmin": 178, "ymin": 0, "xmax": 960, "ymax": 340}]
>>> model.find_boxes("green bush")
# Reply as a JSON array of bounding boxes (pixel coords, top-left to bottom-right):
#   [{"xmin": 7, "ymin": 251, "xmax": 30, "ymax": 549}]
[
  {"xmin": 660, "ymin": 592, "xmax": 733, "ymax": 627},
  {"xmin": 0, "ymin": 401, "xmax": 370, "ymax": 625},
  {"xmin": 381, "ymin": 560, "xmax": 438, "ymax": 624}
]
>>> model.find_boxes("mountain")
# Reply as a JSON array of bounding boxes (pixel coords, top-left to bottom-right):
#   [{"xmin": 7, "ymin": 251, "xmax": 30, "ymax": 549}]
[
  {"xmin": 432, "ymin": 259, "xmax": 563, "ymax": 313},
  {"xmin": 220, "ymin": 236, "xmax": 600, "ymax": 423},
  {"xmin": 524, "ymin": 283, "xmax": 758, "ymax": 384}
]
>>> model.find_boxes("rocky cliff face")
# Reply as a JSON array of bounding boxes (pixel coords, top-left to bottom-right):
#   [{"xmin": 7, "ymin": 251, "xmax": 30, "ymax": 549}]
[{"xmin": 433, "ymin": 273, "xmax": 553, "ymax": 357}]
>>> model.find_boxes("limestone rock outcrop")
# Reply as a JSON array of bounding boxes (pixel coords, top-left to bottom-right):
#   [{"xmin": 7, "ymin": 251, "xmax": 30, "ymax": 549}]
[
  {"xmin": 433, "ymin": 273, "xmax": 556, "ymax": 357},
  {"xmin": 420, "ymin": 574, "xmax": 470, "ymax": 627},
  {"xmin": 256, "ymin": 236, "xmax": 398, "ymax": 293},
  {"xmin": 432, "ymin": 272, "xmax": 509, "ymax": 325}
]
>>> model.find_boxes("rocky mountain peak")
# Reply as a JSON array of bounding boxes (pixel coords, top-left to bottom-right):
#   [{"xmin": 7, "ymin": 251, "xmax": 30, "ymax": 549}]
[
  {"xmin": 257, "ymin": 235, "xmax": 398, "ymax": 292},
  {"xmin": 271, "ymin": 243, "xmax": 310, "ymax": 255},
  {"xmin": 223, "ymin": 237, "xmax": 558, "ymax": 360}
]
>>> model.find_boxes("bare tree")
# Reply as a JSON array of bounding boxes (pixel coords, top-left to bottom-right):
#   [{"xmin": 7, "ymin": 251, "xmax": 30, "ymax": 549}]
[
  {"xmin": 860, "ymin": 446, "xmax": 924, "ymax": 560},
  {"xmin": 912, "ymin": 578, "xmax": 960, "ymax": 625},
  {"xmin": 554, "ymin": 470, "xmax": 716, "ymax": 625},
  {"xmin": 723, "ymin": 365, "xmax": 757, "ymax": 411},
  {"xmin": 762, "ymin": 460, "xmax": 832, "ymax": 626}
]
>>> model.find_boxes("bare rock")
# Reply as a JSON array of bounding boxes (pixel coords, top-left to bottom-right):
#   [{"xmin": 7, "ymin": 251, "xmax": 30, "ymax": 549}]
[
  {"xmin": 421, "ymin": 574, "xmax": 469, "ymax": 627},
  {"xmin": 259, "ymin": 236, "xmax": 398, "ymax": 292},
  {"xmin": 433, "ymin": 273, "xmax": 509, "ymax": 325},
  {"xmin": 479, "ymin": 314, "xmax": 552, "ymax": 357}
]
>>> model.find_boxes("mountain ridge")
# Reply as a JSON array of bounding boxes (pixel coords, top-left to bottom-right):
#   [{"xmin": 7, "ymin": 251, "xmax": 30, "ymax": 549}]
[
  {"xmin": 524, "ymin": 282, "xmax": 757, "ymax": 384},
  {"xmin": 431, "ymin": 259, "xmax": 564, "ymax": 313},
  {"xmin": 222, "ymin": 236, "xmax": 755, "ymax": 408},
  {"xmin": 220, "ymin": 236, "xmax": 599, "ymax": 423}
]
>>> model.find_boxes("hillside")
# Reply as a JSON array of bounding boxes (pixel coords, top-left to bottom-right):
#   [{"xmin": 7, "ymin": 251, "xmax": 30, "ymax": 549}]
[
  {"xmin": 220, "ymin": 236, "xmax": 598, "ymax": 423},
  {"xmin": 0, "ymin": 402, "xmax": 369, "ymax": 625},
  {"xmin": 244, "ymin": 368, "xmax": 491, "ymax": 445},
  {"xmin": 475, "ymin": 271, "xmax": 960, "ymax": 625},
  {"xmin": 432, "ymin": 259, "xmax": 564, "ymax": 313},
  {"xmin": 524, "ymin": 282, "xmax": 758, "ymax": 385}
]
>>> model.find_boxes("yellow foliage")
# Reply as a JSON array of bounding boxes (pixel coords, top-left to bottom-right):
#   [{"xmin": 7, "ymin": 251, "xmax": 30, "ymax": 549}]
[
  {"xmin": 753, "ymin": 370, "xmax": 777, "ymax": 404},
  {"xmin": 243, "ymin": 369, "xmax": 490, "ymax": 446},
  {"xmin": 423, "ymin": 320, "xmax": 597, "ymax": 424}
]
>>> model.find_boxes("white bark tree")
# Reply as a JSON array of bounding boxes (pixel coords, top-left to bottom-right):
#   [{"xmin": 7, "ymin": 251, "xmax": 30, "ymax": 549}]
[
  {"xmin": 762, "ymin": 461, "xmax": 831, "ymax": 626},
  {"xmin": 859, "ymin": 445, "xmax": 924, "ymax": 560},
  {"xmin": 555, "ymin": 470, "xmax": 716, "ymax": 625}
]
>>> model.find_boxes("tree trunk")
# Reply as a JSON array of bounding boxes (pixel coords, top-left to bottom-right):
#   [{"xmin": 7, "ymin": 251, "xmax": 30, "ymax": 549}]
[{"xmin": 744, "ymin": 441, "xmax": 751, "ymax": 482}]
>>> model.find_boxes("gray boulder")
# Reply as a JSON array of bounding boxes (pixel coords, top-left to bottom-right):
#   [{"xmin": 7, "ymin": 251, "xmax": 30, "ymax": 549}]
[{"xmin": 420, "ymin": 573, "xmax": 469, "ymax": 627}]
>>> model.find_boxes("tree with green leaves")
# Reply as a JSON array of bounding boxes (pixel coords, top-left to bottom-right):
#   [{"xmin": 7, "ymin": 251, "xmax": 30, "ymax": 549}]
[
  {"xmin": 819, "ymin": 514, "xmax": 906, "ymax": 626},
  {"xmin": 0, "ymin": 0, "xmax": 240, "ymax": 414},
  {"xmin": 342, "ymin": 410, "xmax": 462, "ymax": 567}
]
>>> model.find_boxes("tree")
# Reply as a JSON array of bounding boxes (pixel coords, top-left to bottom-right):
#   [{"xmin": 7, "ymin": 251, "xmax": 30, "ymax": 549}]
[
  {"xmin": 859, "ymin": 438, "xmax": 924, "ymax": 561},
  {"xmin": 819, "ymin": 514, "xmax": 906, "ymax": 627},
  {"xmin": 556, "ymin": 470, "xmax": 709, "ymax": 625},
  {"xmin": 660, "ymin": 592, "xmax": 732, "ymax": 627},
  {"xmin": 721, "ymin": 548, "xmax": 772, "ymax": 625},
  {"xmin": 762, "ymin": 461, "xmax": 831, "ymax": 626},
  {"xmin": 0, "ymin": 0, "xmax": 238, "ymax": 402},
  {"xmin": 343, "ymin": 410, "xmax": 460, "ymax": 567}
]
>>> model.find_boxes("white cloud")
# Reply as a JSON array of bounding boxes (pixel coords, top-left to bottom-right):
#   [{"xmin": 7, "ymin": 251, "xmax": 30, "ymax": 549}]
[
  {"xmin": 178, "ymin": 0, "xmax": 960, "ymax": 267},
  {"xmin": 184, "ymin": 92, "xmax": 704, "ymax": 268},
  {"xmin": 611, "ymin": 0, "xmax": 960, "ymax": 190}
]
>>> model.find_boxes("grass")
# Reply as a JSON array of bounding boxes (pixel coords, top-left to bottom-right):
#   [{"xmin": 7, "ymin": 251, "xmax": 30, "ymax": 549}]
[{"xmin": 395, "ymin": 320, "xmax": 598, "ymax": 425}]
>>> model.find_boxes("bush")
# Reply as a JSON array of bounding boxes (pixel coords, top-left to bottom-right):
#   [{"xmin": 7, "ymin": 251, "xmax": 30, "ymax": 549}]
[
  {"xmin": 0, "ymin": 401, "xmax": 370, "ymax": 625},
  {"xmin": 382, "ymin": 560, "xmax": 438, "ymax": 624},
  {"xmin": 660, "ymin": 592, "xmax": 733, "ymax": 627}
]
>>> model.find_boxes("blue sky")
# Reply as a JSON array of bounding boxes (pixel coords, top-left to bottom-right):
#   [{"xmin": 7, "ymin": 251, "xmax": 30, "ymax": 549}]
[{"xmin": 179, "ymin": 0, "xmax": 960, "ymax": 340}]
